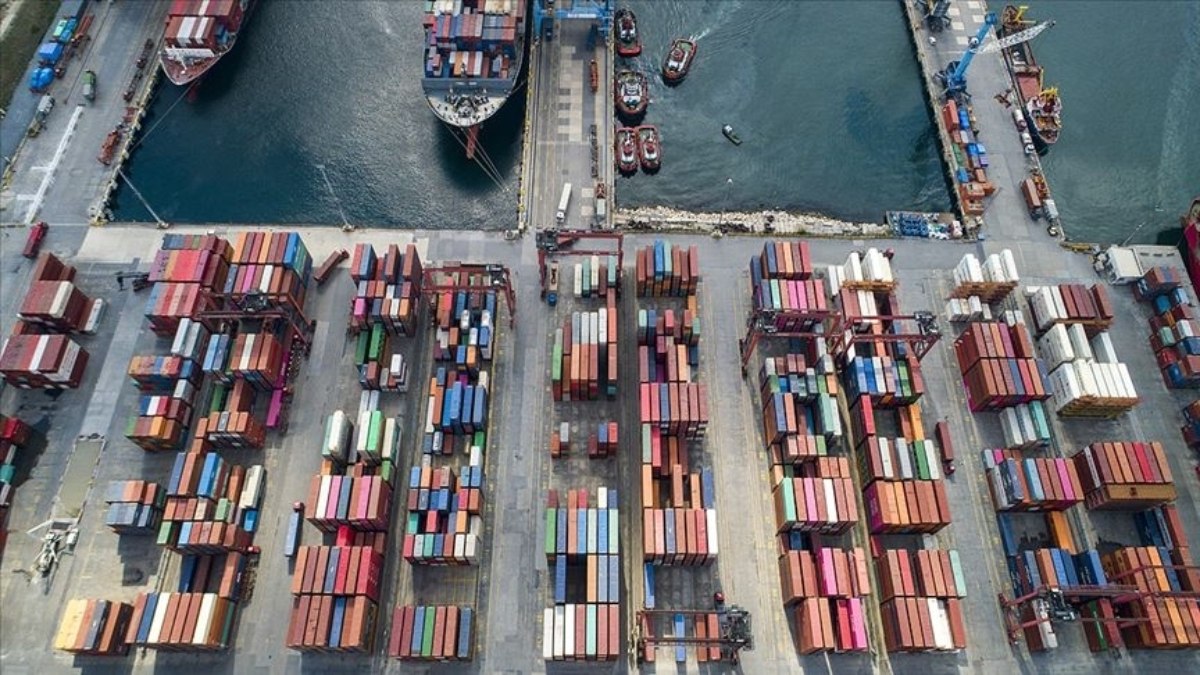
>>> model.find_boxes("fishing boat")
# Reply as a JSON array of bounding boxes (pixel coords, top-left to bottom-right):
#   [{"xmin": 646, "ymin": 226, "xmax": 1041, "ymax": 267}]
[
  {"xmin": 1180, "ymin": 197, "xmax": 1200, "ymax": 294},
  {"xmin": 616, "ymin": 127, "xmax": 639, "ymax": 175},
  {"xmin": 422, "ymin": 0, "xmax": 528, "ymax": 159},
  {"xmin": 614, "ymin": 70, "xmax": 649, "ymax": 125},
  {"xmin": 636, "ymin": 125, "xmax": 661, "ymax": 174},
  {"xmin": 998, "ymin": 5, "xmax": 1061, "ymax": 154},
  {"xmin": 159, "ymin": 0, "xmax": 254, "ymax": 86},
  {"xmin": 722, "ymin": 124, "xmax": 742, "ymax": 145},
  {"xmin": 661, "ymin": 38, "xmax": 695, "ymax": 85},
  {"xmin": 615, "ymin": 7, "xmax": 641, "ymax": 58}
]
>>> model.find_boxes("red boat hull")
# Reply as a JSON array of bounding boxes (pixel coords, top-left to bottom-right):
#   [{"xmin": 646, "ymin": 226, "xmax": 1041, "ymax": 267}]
[{"xmin": 1182, "ymin": 198, "xmax": 1200, "ymax": 293}]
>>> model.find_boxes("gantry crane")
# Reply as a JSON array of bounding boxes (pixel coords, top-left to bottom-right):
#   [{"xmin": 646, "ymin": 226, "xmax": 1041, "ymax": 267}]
[
  {"xmin": 636, "ymin": 597, "xmax": 753, "ymax": 664},
  {"xmin": 420, "ymin": 262, "xmax": 517, "ymax": 328},
  {"xmin": 535, "ymin": 229, "xmax": 624, "ymax": 302}
]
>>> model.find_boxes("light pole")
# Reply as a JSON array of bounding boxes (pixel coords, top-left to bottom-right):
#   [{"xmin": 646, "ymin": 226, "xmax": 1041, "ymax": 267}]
[{"xmin": 718, "ymin": 177, "xmax": 733, "ymax": 229}]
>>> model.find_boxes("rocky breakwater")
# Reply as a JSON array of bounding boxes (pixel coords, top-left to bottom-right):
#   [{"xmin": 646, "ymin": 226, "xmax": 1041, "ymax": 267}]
[{"xmin": 614, "ymin": 205, "xmax": 890, "ymax": 238}]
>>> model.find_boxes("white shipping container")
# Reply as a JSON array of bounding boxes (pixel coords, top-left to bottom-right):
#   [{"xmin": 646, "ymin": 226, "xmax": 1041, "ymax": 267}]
[
  {"xmin": 706, "ymin": 509, "xmax": 718, "ymax": 558},
  {"xmin": 553, "ymin": 605, "xmax": 566, "ymax": 659},
  {"xmin": 608, "ymin": 508, "xmax": 619, "ymax": 554},
  {"xmin": 1001, "ymin": 249, "xmax": 1020, "ymax": 282},
  {"xmin": 543, "ymin": 608, "xmax": 555, "ymax": 660},
  {"xmin": 564, "ymin": 603, "xmax": 576, "ymax": 657},
  {"xmin": 424, "ymin": 394, "xmax": 436, "ymax": 433},
  {"xmin": 929, "ymin": 599, "xmax": 954, "ymax": 650},
  {"xmin": 574, "ymin": 264, "xmax": 583, "ymax": 298},
  {"xmin": 1067, "ymin": 324, "xmax": 1093, "ymax": 361},
  {"xmin": 193, "ymin": 593, "xmax": 215, "ymax": 645},
  {"xmin": 823, "ymin": 479, "xmax": 837, "ymax": 523},
  {"xmin": 148, "ymin": 592, "xmax": 171, "ymax": 643},
  {"xmin": 316, "ymin": 475, "xmax": 332, "ymax": 517}
]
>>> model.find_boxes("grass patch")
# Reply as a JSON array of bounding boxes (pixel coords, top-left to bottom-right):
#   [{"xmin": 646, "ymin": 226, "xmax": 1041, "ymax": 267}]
[{"xmin": 0, "ymin": 0, "xmax": 62, "ymax": 111}]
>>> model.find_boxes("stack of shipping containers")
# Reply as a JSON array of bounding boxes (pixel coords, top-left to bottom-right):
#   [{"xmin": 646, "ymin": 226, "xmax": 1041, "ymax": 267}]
[
  {"xmin": 541, "ymin": 488, "xmax": 621, "ymax": 660},
  {"xmin": 635, "ymin": 241, "xmax": 725, "ymax": 664},
  {"xmin": 1134, "ymin": 266, "xmax": 1200, "ymax": 388},
  {"xmin": 0, "ymin": 253, "xmax": 95, "ymax": 389},
  {"xmin": 0, "ymin": 414, "xmax": 34, "ymax": 548}
]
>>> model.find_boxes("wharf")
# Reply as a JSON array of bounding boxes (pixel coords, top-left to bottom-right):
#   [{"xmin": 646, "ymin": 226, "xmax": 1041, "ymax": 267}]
[
  {"xmin": 0, "ymin": 0, "xmax": 166, "ymax": 227},
  {"xmin": 4, "ymin": 223, "xmax": 1200, "ymax": 675},
  {"xmin": 901, "ymin": 0, "xmax": 1061, "ymax": 244}
]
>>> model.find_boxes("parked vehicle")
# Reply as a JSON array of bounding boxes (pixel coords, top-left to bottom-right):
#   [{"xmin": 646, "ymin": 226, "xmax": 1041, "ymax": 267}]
[{"xmin": 82, "ymin": 70, "xmax": 96, "ymax": 102}]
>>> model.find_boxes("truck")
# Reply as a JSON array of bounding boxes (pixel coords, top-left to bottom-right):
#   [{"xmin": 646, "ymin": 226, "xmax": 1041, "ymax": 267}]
[
  {"xmin": 556, "ymin": 183, "xmax": 572, "ymax": 224},
  {"xmin": 82, "ymin": 70, "xmax": 96, "ymax": 102},
  {"xmin": 28, "ymin": 95, "xmax": 55, "ymax": 137},
  {"xmin": 546, "ymin": 261, "xmax": 560, "ymax": 306},
  {"xmin": 284, "ymin": 502, "xmax": 303, "ymax": 558}
]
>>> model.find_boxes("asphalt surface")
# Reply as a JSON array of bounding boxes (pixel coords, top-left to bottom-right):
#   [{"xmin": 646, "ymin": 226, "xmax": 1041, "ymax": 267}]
[{"xmin": 1, "ymin": 0, "xmax": 166, "ymax": 226}]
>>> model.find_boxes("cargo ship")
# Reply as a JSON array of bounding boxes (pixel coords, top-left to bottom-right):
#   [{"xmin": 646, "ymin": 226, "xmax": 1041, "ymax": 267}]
[
  {"xmin": 160, "ymin": 0, "xmax": 253, "ymax": 86},
  {"xmin": 1180, "ymin": 197, "xmax": 1200, "ymax": 293},
  {"xmin": 422, "ymin": 0, "xmax": 527, "ymax": 159},
  {"xmin": 998, "ymin": 5, "xmax": 1061, "ymax": 154}
]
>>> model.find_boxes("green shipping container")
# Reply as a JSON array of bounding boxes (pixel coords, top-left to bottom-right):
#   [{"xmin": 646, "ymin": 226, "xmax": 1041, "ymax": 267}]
[
  {"xmin": 781, "ymin": 478, "xmax": 797, "ymax": 523},
  {"xmin": 545, "ymin": 508, "xmax": 557, "ymax": 556},
  {"xmin": 422, "ymin": 607, "xmax": 436, "ymax": 655},
  {"xmin": 586, "ymin": 604, "xmax": 597, "ymax": 657}
]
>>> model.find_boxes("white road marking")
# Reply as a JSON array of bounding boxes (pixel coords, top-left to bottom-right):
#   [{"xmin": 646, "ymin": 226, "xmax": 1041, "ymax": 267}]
[
  {"xmin": 948, "ymin": 7, "xmax": 961, "ymax": 17},
  {"xmin": 967, "ymin": 0, "xmax": 983, "ymax": 9},
  {"xmin": 24, "ymin": 104, "xmax": 84, "ymax": 224},
  {"xmin": 956, "ymin": 35, "xmax": 970, "ymax": 46},
  {"xmin": 972, "ymin": 14, "xmax": 986, "ymax": 24},
  {"xmin": 951, "ymin": 20, "xmax": 965, "ymax": 31}
]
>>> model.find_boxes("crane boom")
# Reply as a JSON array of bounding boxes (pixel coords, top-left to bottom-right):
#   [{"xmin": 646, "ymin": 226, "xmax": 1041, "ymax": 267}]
[
  {"xmin": 949, "ymin": 13, "xmax": 998, "ymax": 83},
  {"xmin": 979, "ymin": 20, "xmax": 1055, "ymax": 54}
]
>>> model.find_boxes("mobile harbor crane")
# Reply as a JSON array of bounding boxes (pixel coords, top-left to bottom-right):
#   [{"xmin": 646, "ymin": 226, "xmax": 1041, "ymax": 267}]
[{"xmin": 936, "ymin": 9, "xmax": 1054, "ymax": 101}]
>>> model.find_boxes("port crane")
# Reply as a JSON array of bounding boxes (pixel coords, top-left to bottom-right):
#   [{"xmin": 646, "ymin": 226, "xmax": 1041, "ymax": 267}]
[
  {"xmin": 937, "ymin": 8, "xmax": 1055, "ymax": 101},
  {"xmin": 535, "ymin": 229, "xmax": 624, "ymax": 304}
]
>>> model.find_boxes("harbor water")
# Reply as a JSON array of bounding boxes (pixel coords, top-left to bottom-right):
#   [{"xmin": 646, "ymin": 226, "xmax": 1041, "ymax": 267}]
[{"xmin": 116, "ymin": 1, "xmax": 1200, "ymax": 242}]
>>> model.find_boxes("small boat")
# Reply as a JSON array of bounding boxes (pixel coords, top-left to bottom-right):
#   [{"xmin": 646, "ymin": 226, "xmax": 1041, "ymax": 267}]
[
  {"xmin": 662, "ymin": 38, "xmax": 696, "ymax": 86},
  {"xmin": 614, "ymin": 70, "xmax": 649, "ymax": 125},
  {"xmin": 616, "ymin": 127, "xmax": 639, "ymax": 175},
  {"xmin": 722, "ymin": 124, "xmax": 742, "ymax": 145},
  {"xmin": 636, "ymin": 125, "xmax": 661, "ymax": 174},
  {"xmin": 615, "ymin": 8, "xmax": 642, "ymax": 58}
]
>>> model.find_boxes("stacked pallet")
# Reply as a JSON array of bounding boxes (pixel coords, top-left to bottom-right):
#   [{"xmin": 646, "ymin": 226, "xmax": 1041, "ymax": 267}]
[
  {"xmin": 1037, "ymin": 324, "xmax": 1139, "ymax": 417},
  {"xmin": 1141, "ymin": 278, "xmax": 1200, "ymax": 387},
  {"xmin": 772, "ymin": 473, "xmax": 859, "ymax": 535},
  {"xmin": 1025, "ymin": 283, "xmax": 1114, "ymax": 336},
  {"xmin": 862, "ymin": 479, "xmax": 951, "ymax": 534},
  {"xmin": 572, "ymin": 254, "xmax": 621, "ymax": 298},
  {"xmin": 0, "ymin": 333, "xmax": 90, "ymax": 389},
  {"xmin": 635, "ymin": 241, "xmax": 698, "ymax": 297},
  {"xmin": 389, "ymin": 605, "xmax": 474, "ymax": 660},
  {"xmin": 954, "ymin": 320, "xmax": 1050, "ymax": 411},
  {"xmin": 748, "ymin": 242, "xmax": 828, "ymax": 331},
  {"xmin": 758, "ymin": 353, "xmax": 841, "ymax": 465},
  {"xmin": 223, "ymin": 231, "xmax": 312, "ymax": 315},
  {"xmin": 105, "ymin": 480, "xmax": 165, "ymax": 534},
  {"xmin": 125, "ymin": 592, "xmax": 236, "ymax": 650},
  {"xmin": 1071, "ymin": 441, "xmax": 1176, "ymax": 510},
  {"xmin": 948, "ymin": 250, "xmax": 1019, "ymax": 303},
  {"xmin": 875, "ymin": 549, "xmax": 967, "ymax": 600},
  {"xmin": 354, "ymin": 324, "xmax": 409, "ymax": 391},
  {"xmin": 401, "ymin": 460, "xmax": 483, "ymax": 564},
  {"xmin": 54, "ymin": 599, "xmax": 133, "ymax": 655},
  {"xmin": 878, "ymin": 596, "xmax": 967, "ymax": 652},
  {"xmin": 551, "ymin": 305, "xmax": 618, "ymax": 401},
  {"xmin": 983, "ymin": 450, "xmax": 1084, "ymax": 511},
  {"xmin": 827, "ymin": 248, "xmax": 896, "ymax": 293},
  {"xmin": 944, "ymin": 295, "xmax": 990, "ymax": 323},
  {"xmin": 307, "ymin": 475, "xmax": 394, "ymax": 533},
  {"xmin": 348, "ymin": 243, "xmax": 424, "ymax": 335}
]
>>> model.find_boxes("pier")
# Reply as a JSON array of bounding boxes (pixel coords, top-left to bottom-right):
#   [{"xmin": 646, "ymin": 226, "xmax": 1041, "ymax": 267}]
[{"xmin": 1, "ymin": 2, "xmax": 1200, "ymax": 675}]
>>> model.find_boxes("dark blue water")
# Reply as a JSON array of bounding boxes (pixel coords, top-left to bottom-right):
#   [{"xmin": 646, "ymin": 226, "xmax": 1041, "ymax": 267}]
[
  {"xmin": 115, "ymin": 0, "xmax": 524, "ymax": 227},
  {"xmin": 116, "ymin": 1, "xmax": 1200, "ymax": 242}
]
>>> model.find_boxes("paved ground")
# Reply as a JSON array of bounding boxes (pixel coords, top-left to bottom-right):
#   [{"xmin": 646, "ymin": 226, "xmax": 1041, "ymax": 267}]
[{"xmin": 0, "ymin": 0, "xmax": 166, "ymax": 226}]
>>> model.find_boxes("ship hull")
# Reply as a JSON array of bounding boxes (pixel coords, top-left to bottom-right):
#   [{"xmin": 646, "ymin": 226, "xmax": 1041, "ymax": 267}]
[
  {"xmin": 159, "ymin": 0, "xmax": 254, "ymax": 87},
  {"xmin": 421, "ymin": 1, "xmax": 528, "ymax": 131},
  {"xmin": 1182, "ymin": 198, "xmax": 1200, "ymax": 294}
]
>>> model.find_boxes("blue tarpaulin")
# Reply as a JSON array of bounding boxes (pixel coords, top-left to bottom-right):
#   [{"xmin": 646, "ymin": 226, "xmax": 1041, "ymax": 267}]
[{"xmin": 37, "ymin": 42, "xmax": 64, "ymax": 65}]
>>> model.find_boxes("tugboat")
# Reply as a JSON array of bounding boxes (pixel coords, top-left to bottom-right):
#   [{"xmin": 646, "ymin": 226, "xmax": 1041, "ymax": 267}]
[
  {"xmin": 614, "ymin": 69, "xmax": 649, "ymax": 125},
  {"xmin": 615, "ymin": 7, "xmax": 641, "ymax": 58},
  {"xmin": 616, "ymin": 127, "xmax": 639, "ymax": 175},
  {"xmin": 722, "ymin": 124, "xmax": 742, "ymax": 146},
  {"xmin": 636, "ymin": 125, "xmax": 661, "ymax": 174},
  {"xmin": 661, "ymin": 38, "xmax": 696, "ymax": 86}
]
